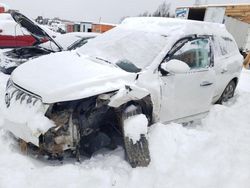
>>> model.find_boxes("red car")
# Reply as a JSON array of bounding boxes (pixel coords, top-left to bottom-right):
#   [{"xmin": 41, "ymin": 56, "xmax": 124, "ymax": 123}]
[{"xmin": 0, "ymin": 13, "xmax": 43, "ymax": 48}]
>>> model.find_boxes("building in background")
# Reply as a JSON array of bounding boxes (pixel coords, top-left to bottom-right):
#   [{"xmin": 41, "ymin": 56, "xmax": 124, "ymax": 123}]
[
  {"xmin": 35, "ymin": 16, "xmax": 116, "ymax": 34},
  {"xmin": 91, "ymin": 23, "xmax": 116, "ymax": 33},
  {"xmin": 80, "ymin": 22, "xmax": 92, "ymax": 32},
  {"xmin": 175, "ymin": 4, "xmax": 250, "ymax": 52}
]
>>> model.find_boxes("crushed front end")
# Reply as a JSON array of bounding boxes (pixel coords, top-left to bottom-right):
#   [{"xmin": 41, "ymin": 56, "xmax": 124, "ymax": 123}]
[{"xmin": 4, "ymin": 81, "xmax": 122, "ymax": 158}]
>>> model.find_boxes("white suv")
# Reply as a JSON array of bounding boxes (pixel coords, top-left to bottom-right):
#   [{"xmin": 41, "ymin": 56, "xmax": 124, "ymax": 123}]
[{"xmin": 4, "ymin": 17, "xmax": 243, "ymax": 167}]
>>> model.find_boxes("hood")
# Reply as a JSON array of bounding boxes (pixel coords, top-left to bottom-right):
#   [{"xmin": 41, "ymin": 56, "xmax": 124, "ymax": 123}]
[
  {"xmin": 10, "ymin": 11, "xmax": 63, "ymax": 50},
  {"xmin": 12, "ymin": 51, "xmax": 136, "ymax": 103}
]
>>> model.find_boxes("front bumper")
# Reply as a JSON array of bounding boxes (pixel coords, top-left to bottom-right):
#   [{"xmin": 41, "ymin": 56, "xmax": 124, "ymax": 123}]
[
  {"xmin": 4, "ymin": 80, "xmax": 79, "ymax": 153},
  {"xmin": 4, "ymin": 80, "xmax": 52, "ymax": 146}
]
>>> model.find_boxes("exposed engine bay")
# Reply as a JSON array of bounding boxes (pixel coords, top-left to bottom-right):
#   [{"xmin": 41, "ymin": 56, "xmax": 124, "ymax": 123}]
[{"xmin": 39, "ymin": 93, "xmax": 152, "ymax": 160}]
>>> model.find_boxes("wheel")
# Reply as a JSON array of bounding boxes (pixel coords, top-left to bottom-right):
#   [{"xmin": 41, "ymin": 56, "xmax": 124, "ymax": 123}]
[
  {"xmin": 121, "ymin": 105, "xmax": 151, "ymax": 168},
  {"xmin": 217, "ymin": 80, "xmax": 236, "ymax": 104}
]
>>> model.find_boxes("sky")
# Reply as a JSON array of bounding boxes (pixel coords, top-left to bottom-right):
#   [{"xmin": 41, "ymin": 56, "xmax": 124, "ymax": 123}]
[{"xmin": 0, "ymin": 0, "xmax": 250, "ymax": 23}]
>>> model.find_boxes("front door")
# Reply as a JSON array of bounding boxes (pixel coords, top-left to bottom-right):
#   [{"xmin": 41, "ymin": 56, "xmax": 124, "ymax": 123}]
[{"xmin": 159, "ymin": 37, "xmax": 216, "ymax": 123}]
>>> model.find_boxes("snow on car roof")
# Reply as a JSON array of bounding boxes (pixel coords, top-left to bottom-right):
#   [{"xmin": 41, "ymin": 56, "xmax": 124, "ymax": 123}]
[
  {"xmin": 121, "ymin": 17, "xmax": 230, "ymax": 38},
  {"xmin": 55, "ymin": 32, "xmax": 100, "ymax": 50}
]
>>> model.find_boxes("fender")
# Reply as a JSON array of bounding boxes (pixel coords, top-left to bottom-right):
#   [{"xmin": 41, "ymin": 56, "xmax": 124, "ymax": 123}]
[{"xmin": 108, "ymin": 84, "xmax": 150, "ymax": 108}]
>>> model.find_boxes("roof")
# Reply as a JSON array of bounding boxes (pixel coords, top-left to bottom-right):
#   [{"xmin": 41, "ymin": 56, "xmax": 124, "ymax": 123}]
[
  {"xmin": 177, "ymin": 4, "xmax": 250, "ymax": 24},
  {"xmin": 177, "ymin": 3, "xmax": 250, "ymax": 8},
  {"xmin": 92, "ymin": 22, "xmax": 117, "ymax": 26},
  {"xmin": 121, "ymin": 17, "xmax": 229, "ymax": 37}
]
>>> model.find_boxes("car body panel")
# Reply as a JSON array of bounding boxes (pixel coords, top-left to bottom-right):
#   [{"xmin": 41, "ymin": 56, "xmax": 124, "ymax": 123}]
[
  {"xmin": 160, "ymin": 68, "xmax": 216, "ymax": 122},
  {"xmin": 0, "ymin": 35, "xmax": 37, "ymax": 48},
  {"xmin": 12, "ymin": 51, "xmax": 136, "ymax": 103}
]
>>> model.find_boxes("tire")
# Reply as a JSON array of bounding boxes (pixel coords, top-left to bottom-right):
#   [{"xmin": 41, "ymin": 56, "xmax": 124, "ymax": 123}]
[
  {"xmin": 121, "ymin": 105, "xmax": 151, "ymax": 168},
  {"xmin": 217, "ymin": 80, "xmax": 236, "ymax": 104}
]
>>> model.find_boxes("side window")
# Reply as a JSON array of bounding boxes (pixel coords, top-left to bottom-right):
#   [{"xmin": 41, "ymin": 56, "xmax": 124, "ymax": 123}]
[
  {"xmin": 171, "ymin": 38, "xmax": 211, "ymax": 69},
  {"xmin": 217, "ymin": 36, "xmax": 238, "ymax": 56}
]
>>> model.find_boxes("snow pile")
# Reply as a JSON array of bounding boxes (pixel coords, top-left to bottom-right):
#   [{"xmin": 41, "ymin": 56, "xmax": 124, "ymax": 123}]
[
  {"xmin": 124, "ymin": 114, "xmax": 148, "ymax": 143},
  {"xmin": 0, "ymin": 69, "xmax": 249, "ymax": 187}
]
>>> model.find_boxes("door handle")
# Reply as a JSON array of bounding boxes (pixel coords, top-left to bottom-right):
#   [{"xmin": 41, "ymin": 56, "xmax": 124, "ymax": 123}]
[
  {"xmin": 221, "ymin": 68, "xmax": 228, "ymax": 74},
  {"xmin": 200, "ymin": 81, "xmax": 213, "ymax": 87}
]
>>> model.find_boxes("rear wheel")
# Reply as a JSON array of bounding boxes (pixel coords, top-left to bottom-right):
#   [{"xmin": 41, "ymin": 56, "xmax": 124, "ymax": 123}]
[
  {"xmin": 217, "ymin": 80, "xmax": 236, "ymax": 104},
  {"xmin": 121, "ymin": 105, "xmax": 151, "ymax": 168}
]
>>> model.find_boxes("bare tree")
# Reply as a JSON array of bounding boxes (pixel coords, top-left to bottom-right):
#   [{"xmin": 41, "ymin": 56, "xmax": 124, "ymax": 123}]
[
  {"xmin": 138, "ymin": 1, "xmax": 172, "ymax": 18},
  {"xmin": 138, "ymin": 11, "xmax": 151, "ymax": 17},
  {"xmin": 152, "ymin": 1, "xmax": 171, "ymax": 17},
  {"xmin": 120, "ymin": 1, "xmax": 173, "ymax": 23}
]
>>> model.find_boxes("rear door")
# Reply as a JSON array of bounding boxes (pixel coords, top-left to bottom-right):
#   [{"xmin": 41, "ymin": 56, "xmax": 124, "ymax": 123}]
[
  {"xmin": 159, "ymin": 36, "xmax": 216, "ymax": 122},
  {"xmin": 211, "ymin": 36, "xmax": 242, "ymax": 101}
]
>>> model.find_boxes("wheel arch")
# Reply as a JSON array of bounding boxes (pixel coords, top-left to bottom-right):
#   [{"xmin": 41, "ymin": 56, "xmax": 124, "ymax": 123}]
[
  {"xmin": 118, "ymin": 95, "xmax": 154, "ymax": 125},
  {"xmin": 231, "ymin": 77, "xmax": 239, "ymax": 86}
]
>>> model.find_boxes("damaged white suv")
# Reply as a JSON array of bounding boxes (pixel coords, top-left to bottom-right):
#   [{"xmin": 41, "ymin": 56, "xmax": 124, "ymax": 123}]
[{"xmin": 4, "ymin": 17, "xmax": 242, "ymax": 168}]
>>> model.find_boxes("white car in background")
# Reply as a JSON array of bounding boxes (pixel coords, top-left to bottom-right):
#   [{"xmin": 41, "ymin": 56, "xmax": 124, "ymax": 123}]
[
  {"xmin": 3, "ymin": 17, "xmax": 243, "ymax": 168},
  {"xmin": 0, "ymin": 11, "xmax": 99, "ymax": 74}
]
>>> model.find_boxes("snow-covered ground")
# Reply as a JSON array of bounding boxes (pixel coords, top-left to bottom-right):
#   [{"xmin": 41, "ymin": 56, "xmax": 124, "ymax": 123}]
[{"xmin": 0, "ymin": 69, "xmax": 250, "ymax": 188}]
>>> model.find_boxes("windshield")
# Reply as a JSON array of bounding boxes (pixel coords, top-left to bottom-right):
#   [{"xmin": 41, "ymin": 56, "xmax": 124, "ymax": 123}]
[
  {"xmin": 78, "ymin": 27, "xmax": 168, "ymax": 70},
  {"xmin": 67, "ymin": 37, "xmax": 94, "ymax": 50}
]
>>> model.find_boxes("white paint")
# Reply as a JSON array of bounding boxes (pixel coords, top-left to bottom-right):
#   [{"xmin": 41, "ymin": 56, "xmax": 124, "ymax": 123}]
[
  {"xmin": 12, "ymin": 51, "xmax": 135, "ymax": 103},
  {"xmin": 161, "ymin": 59, "xmax": 191, "ymax": 73},
  {"xmin": 4, "ymin": 17, "xmax": 243, "ymax": 147},
  {"xmin": 0, "ymin": 69, "xmax": 250, "ymax": 187}
]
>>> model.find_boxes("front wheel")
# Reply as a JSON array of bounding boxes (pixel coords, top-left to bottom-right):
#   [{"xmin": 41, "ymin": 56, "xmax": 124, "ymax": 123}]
[
  {"xmin": 217, "ymin": 80, "xmax": 236, "ymax": 104},
  {"xmin": 121, "ymin": 105, "xmax": 151, "ymax": 168}
]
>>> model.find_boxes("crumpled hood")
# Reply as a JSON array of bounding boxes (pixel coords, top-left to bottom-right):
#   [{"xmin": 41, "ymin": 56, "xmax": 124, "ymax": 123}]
[{"xmin": 12, "ymin": 51, "xmax": 136, "ymax": 103}]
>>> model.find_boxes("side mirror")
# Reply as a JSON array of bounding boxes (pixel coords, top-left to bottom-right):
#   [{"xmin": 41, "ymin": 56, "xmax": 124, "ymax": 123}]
[{"xmin": 160, "ymin": 59, "xmax": 190, "ymax": 74}]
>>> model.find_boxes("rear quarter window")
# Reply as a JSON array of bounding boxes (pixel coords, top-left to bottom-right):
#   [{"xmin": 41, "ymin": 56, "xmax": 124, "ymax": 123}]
[{"xmin": 218, "ymin": 36, "xmax": 238, "ymax": 56}]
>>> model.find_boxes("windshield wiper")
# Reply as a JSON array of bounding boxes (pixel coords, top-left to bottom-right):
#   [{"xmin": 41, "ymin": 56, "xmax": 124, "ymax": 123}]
[{"xmin": 96, "ymin": 57, "xmax": 112, "ymax": 65}]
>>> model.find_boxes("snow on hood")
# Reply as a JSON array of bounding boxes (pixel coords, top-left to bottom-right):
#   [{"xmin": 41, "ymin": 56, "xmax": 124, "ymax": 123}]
[{"xmin": 12, "ymin": 51, "xmax": 136, "ymax": 103}]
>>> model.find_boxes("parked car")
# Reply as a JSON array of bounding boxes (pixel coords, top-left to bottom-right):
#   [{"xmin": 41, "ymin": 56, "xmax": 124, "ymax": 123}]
[
  {"xmin": 0, "ymin": 11, "xmax": 99, "ymax": 74},
  {"xmin": 3, "ymin": 17, "xmax": 243, "ymax": 167},
  {"xmin": 0, "ymin": 13, "xmax": 38, "ymax": 48}
]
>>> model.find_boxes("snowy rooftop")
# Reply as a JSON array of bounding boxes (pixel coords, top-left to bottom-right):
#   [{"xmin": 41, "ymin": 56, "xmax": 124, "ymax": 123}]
[{"xmin": 121, "ymin": 17, "xmax": 228, "ymax": 37}]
